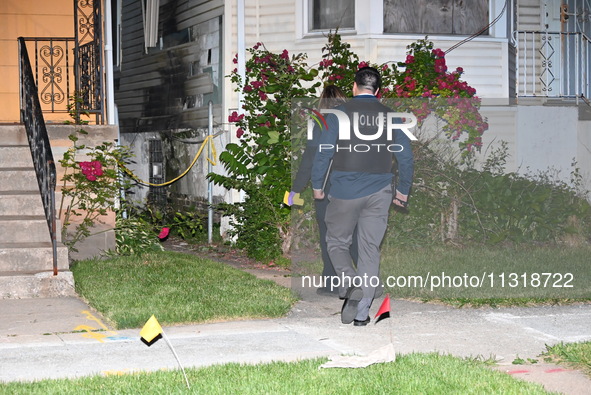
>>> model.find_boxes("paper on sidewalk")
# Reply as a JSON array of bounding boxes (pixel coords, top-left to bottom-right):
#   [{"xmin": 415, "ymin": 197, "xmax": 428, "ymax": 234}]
[{"xmin": 319, "ymin": 343, "xmax": 396, "ymax": 369}]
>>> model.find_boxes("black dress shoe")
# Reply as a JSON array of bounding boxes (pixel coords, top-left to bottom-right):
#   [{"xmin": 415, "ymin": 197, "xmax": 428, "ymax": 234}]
[
  {"xmin": 353, "ymin": 317, "xmax": 370, "ymax": 326},
  {"xmin": 341, "ymin": 286, "xmax": 364, "ymax": 324}
]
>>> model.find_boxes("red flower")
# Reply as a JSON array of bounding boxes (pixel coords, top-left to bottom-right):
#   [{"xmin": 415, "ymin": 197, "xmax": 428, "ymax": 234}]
[
  {"xmin": 236, "ymin": 128, "xmax": 244, "ymax": 138},
  {"xmin": 280, "ymin": 49, "xmax": 289, "ymax": 60},
  {"xmin": 228, "ymin": 111, "xmax": 244, "ymax": 123},
  {"xmin": 432, "ymin": 48, "xmax": 445, "ymax": 58},
  {"xmin": 93, "ymin": 161, "xmax": 103, "ymax": 176},
  {"xmin": 358, "ymin": 61, "xmax": 369, "ymax": 69},
  {"xmin": 79, "ymin": 161, "xmax": 103, "ymax": 181},
  {"xmin": 405, "ymin": 55, "xmax": 415, "ymax": 64}
]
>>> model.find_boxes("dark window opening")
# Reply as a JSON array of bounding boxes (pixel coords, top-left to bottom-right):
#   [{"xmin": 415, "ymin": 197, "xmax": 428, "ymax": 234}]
[{"xmin": 310, "ymin": 0, "xmax": 355, "ymax": 31}]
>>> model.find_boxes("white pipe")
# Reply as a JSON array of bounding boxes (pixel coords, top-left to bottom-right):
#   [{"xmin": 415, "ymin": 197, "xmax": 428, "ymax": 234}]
[
  {"xmin": 208, "ymin": 101, "xmax": 213, "ymax": 244},
  {"xmin": 237, "ymin": 0, "xmax": 246, "ymax": 116},
  {"xmin": 237, "ymin": 0, "xmax": 246, "ymax": 203},
  {"xmin": 104, "ymin": 0, "xmax": 116, "ymax": 125}
]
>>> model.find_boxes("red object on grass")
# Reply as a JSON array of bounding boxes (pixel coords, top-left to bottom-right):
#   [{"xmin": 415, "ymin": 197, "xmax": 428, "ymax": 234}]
[{"xmin": 158, "ymin": 227, "xmax": 170, "ymax": 239}]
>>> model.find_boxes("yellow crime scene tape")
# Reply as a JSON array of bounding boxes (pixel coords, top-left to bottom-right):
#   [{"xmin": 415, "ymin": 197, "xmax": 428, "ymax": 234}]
[{"xmin": 118, "ymin": 134, "xmax": 218, "ymax": 187}]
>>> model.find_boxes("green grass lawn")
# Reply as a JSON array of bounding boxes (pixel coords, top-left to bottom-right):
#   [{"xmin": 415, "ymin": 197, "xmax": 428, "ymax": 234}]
[
  {"xmin": 293, "ymin": 244, "xmax": 591, "ymax": 306},
  {"xmin": 71, "ymin": 251, "xmax": 298, "ymax": 329},
  {"xmin": 378, "ymin": 244, "xmax": 591, "ymax": 304},
  {"xmin": 544, "ymin": 341, "xmax": 591, "ymax": 376},
  {"xmin": 0, "ymin": 353, "xmax": 553, "ymax": 394}
]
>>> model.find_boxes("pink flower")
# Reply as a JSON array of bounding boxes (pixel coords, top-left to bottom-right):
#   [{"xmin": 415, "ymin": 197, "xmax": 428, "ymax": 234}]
[
  {"xmin": 251, "ymin": 80, "xmax": 264, "ymax": 89},
  {"xmin": 158, "ymin": 227, "xmax": 170, "ymax": 240},
  {"xmin": 434, "ymin": 58, "xmax": 447, "ymax": 73},
  {"xmin": 358, "ymin": 61, "xmax": 369, "ymax": 69},
  {"xmin": 79, "ymin": 161, "xmax": 103, "ymax": 181},
  {"xmin": 228, "ymin": 111, "xmax": 244, "ymax": 123},
  {"xmin": 382, "ymin": 64, "xmax": 389, "ymax": 71},
  {"xmin": 258, "ymin": 91, "xmax": 268, "ymax": 101},
  {"xmin": 432, "ymin": 48, "xmax": 445, "ymax": 58},
  {"xmin": 405, "ymin": 55, "xmax": 415, "ymax": 64},
  {"xmin": 93, "ymin": 161, "xmax": 103, "ymax": 176},
  {"xmin": 280, "ymin": 49, "xmax": 289, "ymax": 60},
  {"xmin": 236, "ymin": 128, "xmax": 244, "ymax": 138}
]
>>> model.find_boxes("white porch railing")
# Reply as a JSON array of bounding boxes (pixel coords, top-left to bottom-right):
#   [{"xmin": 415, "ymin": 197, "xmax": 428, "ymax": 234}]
[{"xmin": 515, "ymin": 30, "xmax": 591, "ymax": 99}]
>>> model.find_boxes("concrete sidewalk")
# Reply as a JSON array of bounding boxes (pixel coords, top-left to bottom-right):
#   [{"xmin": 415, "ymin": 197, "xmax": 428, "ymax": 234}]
[{"xmin": 1, "ymin": 289, "xmax": 591, "ymax": 394}]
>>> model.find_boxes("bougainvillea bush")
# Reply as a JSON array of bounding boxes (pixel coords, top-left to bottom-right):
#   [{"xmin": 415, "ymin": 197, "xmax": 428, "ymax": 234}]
[
  {"xmin": 59, "ymin": 130, "xmax": 132, "ymax": 251},
  {"xmin": 208, "ymin": 43, "xmax": 320, "ymax": 262}
]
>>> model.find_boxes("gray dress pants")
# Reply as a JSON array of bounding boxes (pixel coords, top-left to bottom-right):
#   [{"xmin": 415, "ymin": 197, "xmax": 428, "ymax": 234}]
[{"xmin": 325, "ymin": 184, "xmax": 392, "ymax": 301}]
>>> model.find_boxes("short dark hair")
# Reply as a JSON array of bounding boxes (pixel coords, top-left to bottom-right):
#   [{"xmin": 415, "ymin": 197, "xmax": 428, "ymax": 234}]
[
  {"xmin": 355, "ymin": 66, "xmax": 381, "ymax": 93},
  {"xmin": 319, "ymin": 85, "xmax": 346, "ymax": 109}
]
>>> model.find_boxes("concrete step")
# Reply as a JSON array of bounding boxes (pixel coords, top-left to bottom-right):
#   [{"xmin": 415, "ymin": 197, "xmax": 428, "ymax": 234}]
[
  {"xmin": 0, "ymin": 216, "xmax": 60, "ymax": 243},
  {"xmin": 0, "ymin": 124, "xmax": 27, "ymax": 146},
  {"xmin": 0, "ymin": 168, "xmax": 38, "ymax": 192},
  {"xmin": 0, "ymin": 271, "xmax": 75, "ymax": 299},
  {"xmin": 0, "ymin": 191, "xmax": 44, "ymax": 216},
  {"xmin": 0, "ymin": 146, "xmax": 33, "ymax": 168},
  {"xmin": 0, "ymin": 242, "xmax": 69, "ymax": 272}
]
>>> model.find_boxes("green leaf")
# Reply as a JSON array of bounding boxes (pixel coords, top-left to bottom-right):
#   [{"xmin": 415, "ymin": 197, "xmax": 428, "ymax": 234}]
[{"xmin": 267, "ymin": 131, "xmax": 280, "ymax": 144}]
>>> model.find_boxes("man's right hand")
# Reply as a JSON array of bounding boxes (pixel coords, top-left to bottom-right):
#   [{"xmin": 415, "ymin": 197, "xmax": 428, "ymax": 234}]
[
  {"xmin": 393, "ymin": 190, "xmax": 408, "ymax": 208},
  {"xmin": 313, "ymin": 189, "xmax": 325, "ymax": 200}
]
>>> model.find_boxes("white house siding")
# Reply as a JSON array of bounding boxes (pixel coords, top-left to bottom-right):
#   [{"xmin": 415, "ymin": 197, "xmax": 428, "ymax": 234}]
[
  {"xmin": 221, "ymin": 1, "xmax": 591, "ymax": 197},
  {"xmin": 477, "ymin": 106, "xmax": 519, "ymax": 172},
  {"xmin": 517, "ymin": 0, "xmax": 543, "ymax": 31},
  {"xmin": 578, "ymin": 120, "xmax": 591, "ymax": 192},
  {"xmin": 516, "ymin": 105, "xmax": 579, "ymax": 178}
]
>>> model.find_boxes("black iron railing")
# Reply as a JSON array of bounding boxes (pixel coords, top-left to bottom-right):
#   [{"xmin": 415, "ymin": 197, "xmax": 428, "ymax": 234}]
[
  {"xmin": 75, "ymin": 0, "xmax": 104, "ymax": 123},
  {"xmin": 19, "ymin": 37, "xmax": 76, "ymax": 115},
  {"xmin": 18, "ymin": 37, "xmax": 58, "ymax": 276}
]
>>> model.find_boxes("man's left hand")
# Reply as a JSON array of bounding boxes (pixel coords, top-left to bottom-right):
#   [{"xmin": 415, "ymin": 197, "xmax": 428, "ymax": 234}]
[{"xmin": 313, "ymin": 189, "xmax": 325, "ymax": 200}]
